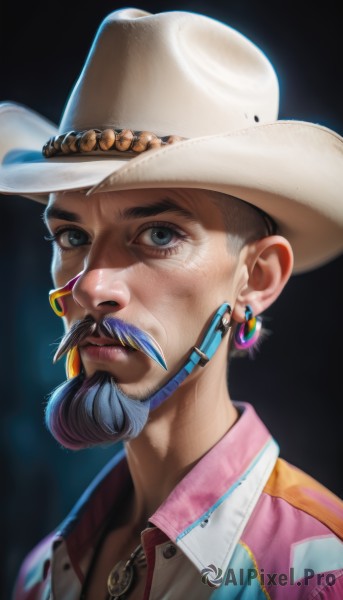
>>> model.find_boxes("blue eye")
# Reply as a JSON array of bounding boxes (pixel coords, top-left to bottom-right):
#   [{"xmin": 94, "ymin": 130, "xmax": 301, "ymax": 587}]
[
  {"xmin": 48, "ymin": 228, "xmax": 90, "ymax": 249},
  {"xmin": 134, "ymin": 222, "xmax": 187, "ymax": 255},
  {"xmin": 150, "ymin": 227, "xmax": 174, "ymax": 246},
  {"xmin": 137, "ymin": 225, "xmax": 179, "ymax": 248}
]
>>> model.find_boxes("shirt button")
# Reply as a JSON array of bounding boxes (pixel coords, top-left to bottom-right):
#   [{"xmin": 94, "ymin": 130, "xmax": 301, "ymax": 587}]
[{"xmin": 163, "ymin": 544, "xmax": 177, "ymax": 559}]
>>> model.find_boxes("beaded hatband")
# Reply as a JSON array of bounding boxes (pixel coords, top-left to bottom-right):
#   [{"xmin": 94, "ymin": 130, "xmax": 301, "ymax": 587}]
[{"xmin": 42, "ymin": 128, "xmax": 185, "ymax": 158}]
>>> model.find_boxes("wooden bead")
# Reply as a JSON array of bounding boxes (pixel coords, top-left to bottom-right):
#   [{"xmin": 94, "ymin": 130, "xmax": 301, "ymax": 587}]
[
  {"xmin": 99, "ymin": 128, "xmax": 116, "ymax": 151},
  {"xmin": 115, "ymin": 129, "xmax": 134, "ymax": 151},
  {"xmin": 61, "ymin": 131, "xmax": 78, "ymax": 154},
  {"xmin": 79, "ymin": 130, "xmax": 97, "ymax": 152},
  {"xmin": 42, "ymin": 140, "xmax": 55, "ymax": 158},
  {"xmin": 43, "ymin": 128, "xmax": 186, "ymax": 157},
  {"xmin": 165, "ymin": 135, "xmax": 184, "ymax": 144},
  {"xmin": 148, "ymin": 137, "xmax": 163, "ymax": 149},
  {"xmin": 132, "ymin": 131, "xmax": 156, "ymax": 153},
  {"xmin": 68, "ymin": 136, "xmax": 79, "ymax": 153},
  {"xmin": 53, "ymin": 134, "xmax": 64, "ymax": 151}
]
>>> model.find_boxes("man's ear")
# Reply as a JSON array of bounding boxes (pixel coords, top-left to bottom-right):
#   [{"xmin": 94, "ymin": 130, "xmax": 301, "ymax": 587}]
[{"xmin": 232, "ymin": 235, "xmax": 294, "ymax": 321}]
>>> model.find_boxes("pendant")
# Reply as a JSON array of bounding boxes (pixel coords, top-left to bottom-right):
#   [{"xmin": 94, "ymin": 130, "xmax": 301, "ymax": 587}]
[{"xmin": 107, "ymin": 560, "xmax": 134, "ymax": 599}]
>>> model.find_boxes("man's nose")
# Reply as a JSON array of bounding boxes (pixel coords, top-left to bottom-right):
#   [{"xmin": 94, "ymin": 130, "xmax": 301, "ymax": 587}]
[{"xmin": 71, "ymin": 268, "xmax": 131, "ymax": 313}]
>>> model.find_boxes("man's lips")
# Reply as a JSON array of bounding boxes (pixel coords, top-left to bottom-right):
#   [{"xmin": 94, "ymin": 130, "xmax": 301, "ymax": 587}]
[
  {"xmin": 80, "ymin": 337, "xmax": 135, "ymax": 365},
  {"xmin": 80, "ymin": 336, "xmax": 135, "ymax": 349}
]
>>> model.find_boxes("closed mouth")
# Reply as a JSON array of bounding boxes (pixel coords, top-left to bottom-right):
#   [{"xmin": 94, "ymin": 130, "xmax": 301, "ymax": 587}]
[{"xmin": 81, "ymin": 336, "xmax": 135, "ymax": 350}]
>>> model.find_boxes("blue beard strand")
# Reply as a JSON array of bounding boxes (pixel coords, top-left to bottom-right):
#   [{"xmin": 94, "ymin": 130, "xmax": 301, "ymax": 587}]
[{"xmin": 45, "ymin": 372, "xmax": 151, "ymax": 450}]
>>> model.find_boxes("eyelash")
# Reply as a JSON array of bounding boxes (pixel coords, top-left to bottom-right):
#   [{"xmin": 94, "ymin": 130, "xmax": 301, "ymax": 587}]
[
  {"xmin": 44, "ymin": 227, "xmax": 90, "ymax": 252},
  {"xmin": 133, "ymin": 221, "xmax": 188, "ymax": 256},
  {"xmin": 44, "ymin": 221, "xmax": 188, "ymax": 256}
]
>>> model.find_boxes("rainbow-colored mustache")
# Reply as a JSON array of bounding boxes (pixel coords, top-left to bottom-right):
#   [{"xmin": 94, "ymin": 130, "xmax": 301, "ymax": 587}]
[
  {"xmin": 100, "ymin": 316, "xmax": 167, "ymax": 371},
  {"xmin": 49, "ymin": 273, "xmax": 82, "ymax": 317}
]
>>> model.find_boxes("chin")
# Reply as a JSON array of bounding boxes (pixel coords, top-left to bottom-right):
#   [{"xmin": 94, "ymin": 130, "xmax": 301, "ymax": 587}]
[
  {"xmin": 80, "ymin": 362, "xmax": 165, "ymax": 399},
  {"xmin": 80, "ymin": 348, "xmax": 158, "ymax": 381}
]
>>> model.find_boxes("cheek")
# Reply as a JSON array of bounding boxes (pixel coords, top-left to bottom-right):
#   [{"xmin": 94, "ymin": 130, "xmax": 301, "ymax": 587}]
[
  {"xmin": 51, "ymin": 248, "xmax": 60, "ymax": 286},
  {"xmin": 140, "ymin": 255, "xmax": 235, "ymax": 305},
  {"xmin": 51, "ymin": 248, "xmax": 70, "ymax": 287},
  {"xmin": 135, "ymin": 253, "xmax": 236, "ymax": 352},
  {"xmin": 51, "ymin": 246, "xmax": 88, "ymax": 288},
  {"xmin": 50, "ymin": 251, "xmax": 84, "ymax": 324}
]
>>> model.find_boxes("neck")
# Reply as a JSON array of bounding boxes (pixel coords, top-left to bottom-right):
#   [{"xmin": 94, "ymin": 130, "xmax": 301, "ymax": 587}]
[{"xmin": 124, "ymin": 357, "xmax": 238, "ymax": 528}]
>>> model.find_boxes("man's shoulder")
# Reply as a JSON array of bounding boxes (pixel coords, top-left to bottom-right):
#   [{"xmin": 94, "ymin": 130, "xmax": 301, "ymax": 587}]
[
  {"xmin": 240, "ymin": 456, "xmax": 343, "ymax": 564},
  {"xmin": 235, "ymin": 458, "xmax": 343, "ymax": 598},
  {"xmin": 262, "ymin": 457, "xmax": 343, "ymax": 539}
]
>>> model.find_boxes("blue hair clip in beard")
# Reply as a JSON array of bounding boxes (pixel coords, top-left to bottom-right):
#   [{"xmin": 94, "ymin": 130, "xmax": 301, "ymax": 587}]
[
  {"xmin": 148, "ymin": 302, "xmax": 232, "ymax": 411},
  {"xmin": 45, "ymin": 303, "xmax": 231, "ymax": 449}
]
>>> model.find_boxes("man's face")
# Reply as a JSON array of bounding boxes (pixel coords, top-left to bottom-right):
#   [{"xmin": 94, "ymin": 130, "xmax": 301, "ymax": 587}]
[{"xmin": 45, "ymin": 188, "xmax": 243, "ymax": 398}]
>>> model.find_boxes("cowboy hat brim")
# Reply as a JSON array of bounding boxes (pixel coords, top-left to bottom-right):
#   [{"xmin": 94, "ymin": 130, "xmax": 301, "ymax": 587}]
[{"xmin": 1, "ymin": 102, "xmax": 342, "ymax": 273}]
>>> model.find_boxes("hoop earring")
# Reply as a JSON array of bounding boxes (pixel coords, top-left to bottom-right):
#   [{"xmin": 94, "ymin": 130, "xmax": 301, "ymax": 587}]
[{"xmin": 234, "ymin": 305, "xmax": 262, "ymax": 350}]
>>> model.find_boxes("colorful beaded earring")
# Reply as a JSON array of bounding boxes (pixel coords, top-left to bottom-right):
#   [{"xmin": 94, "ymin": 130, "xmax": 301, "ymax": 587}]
[{"xmin": 234, "ymin": 305, "xmax": 262, "ymax": 350}]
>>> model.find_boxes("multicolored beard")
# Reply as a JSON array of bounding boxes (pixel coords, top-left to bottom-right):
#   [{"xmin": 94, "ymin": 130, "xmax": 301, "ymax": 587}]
[
  {"xmin": 46, "ymin": 302, "xmax": 232, "ymax": 450},
  {"xmin": 45, "ymin": 315, "xmax": 167, "ymax": 450}
]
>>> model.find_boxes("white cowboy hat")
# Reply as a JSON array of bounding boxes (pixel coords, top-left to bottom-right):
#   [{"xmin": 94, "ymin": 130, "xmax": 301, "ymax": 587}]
[{"xmin": 0, "ymin": 7, "xmax": 342, "ymax": 273}]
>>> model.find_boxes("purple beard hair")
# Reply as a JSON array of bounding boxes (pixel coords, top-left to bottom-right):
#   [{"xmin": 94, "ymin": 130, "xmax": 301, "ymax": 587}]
[{"xmin": 45, "ymin": 315, "xmax": 167, "ymax": 450}]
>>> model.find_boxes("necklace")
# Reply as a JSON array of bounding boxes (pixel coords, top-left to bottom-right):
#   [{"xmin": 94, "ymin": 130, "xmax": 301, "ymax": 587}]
[{"xmin": 106, "ymin": 542, "xmax": 147, "ymax": 600}]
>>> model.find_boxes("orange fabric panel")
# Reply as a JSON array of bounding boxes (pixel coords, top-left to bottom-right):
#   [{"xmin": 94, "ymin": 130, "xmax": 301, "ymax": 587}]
[{"xmin": 263, "ymin": 458, "xmax": 343, "ymax": 539}]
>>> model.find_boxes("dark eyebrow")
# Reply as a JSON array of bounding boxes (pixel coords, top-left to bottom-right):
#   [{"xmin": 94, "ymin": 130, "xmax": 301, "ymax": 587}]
[
  {"xmin": 43, "ymin": 198, "xmax": 197, "ymax": 226},
  {"xmin": 43, "ymin": 206, "xmax": 81, "ymax": 225},
  {"xmin": 118, "ymin": 199, "xmax": 197, "ymax": 222}
]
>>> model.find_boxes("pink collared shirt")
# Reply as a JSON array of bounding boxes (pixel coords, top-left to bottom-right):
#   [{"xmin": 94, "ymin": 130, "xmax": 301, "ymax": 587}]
[{"xmin": 14, "ymin": 403, "xmax": 343, "ymax": 599}]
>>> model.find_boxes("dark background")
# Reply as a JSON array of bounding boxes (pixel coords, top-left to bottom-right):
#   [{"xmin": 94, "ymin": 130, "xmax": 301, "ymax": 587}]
[{"xmin": 1, "ymin": 1, "xmax": 342, "ymax": 597}]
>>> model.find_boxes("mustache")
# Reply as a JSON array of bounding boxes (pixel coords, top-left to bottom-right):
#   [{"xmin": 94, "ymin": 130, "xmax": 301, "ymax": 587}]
[{"xmin": 53, "ymin": 315, "xmax": 167, "ymax": 370}]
